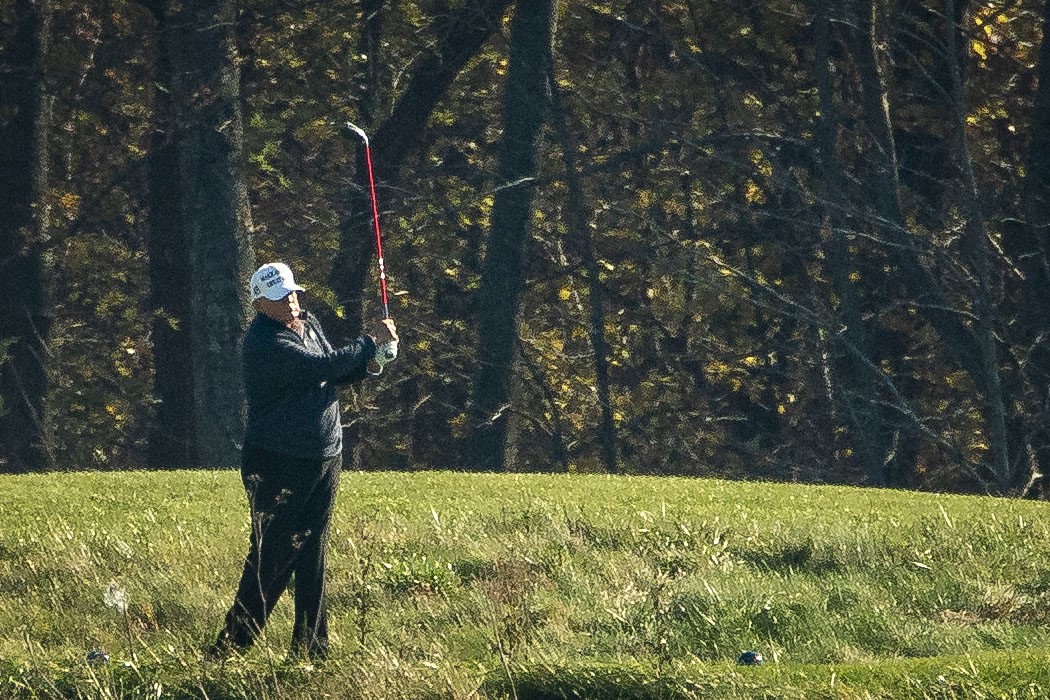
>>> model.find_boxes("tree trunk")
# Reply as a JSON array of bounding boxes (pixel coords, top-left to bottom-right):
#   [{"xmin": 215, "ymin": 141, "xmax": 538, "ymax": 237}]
[
  {"xmin": 850, "ymin": 0, "xmax": 1012, "ymax": 490},
  {"xmin": 1012, "ymin": 0, "xmax": 1050, "ymax": 495},
  {"xmin": 0, "ymin": 0, "xmax": 54, "ymax": 473},
  {"xmin": 470, "ymin": 0, "xmax": 557, "ymax": 471},
  {"xmin": 853, "ymin": 0, "xmax": 905, "ymax": 231},
  {"xmin": 548, "ymin": 64, "xmax": 618, "ymax": 474},
  {"xmin": 850, "ymin": 0, "xmax": 990, "ymax": 476},
  {"xmin": 943, "ymin": 0, "xmax": 1011, "ymax": 490},
  {"xmin": 812, "ymin": 0, "xmax": 886, "ymax": 485},
  {"xmin": 145, "ymin": 0, "xmax": 255, "ymax": 469},
  {"xmin": 1026, "ymin": 0, "xmax": 1050, "ymax": 270},
  {"xmin": 353, "ymin": 0, "xmax": 386, "ymax": 126}
]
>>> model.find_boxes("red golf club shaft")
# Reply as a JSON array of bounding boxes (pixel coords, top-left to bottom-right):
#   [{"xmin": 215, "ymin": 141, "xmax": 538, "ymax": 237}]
[
  {"xmin": 347, "ymin": 121, "xmax": 390, "ymax": 320},
  {"xmin": 362, "ymin": 143, "xmax": 390, "ymax": 320}
]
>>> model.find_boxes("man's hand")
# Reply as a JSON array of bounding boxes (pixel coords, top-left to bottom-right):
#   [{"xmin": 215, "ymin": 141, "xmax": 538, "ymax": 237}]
[{"xmin": 372, "ymin": 318, "xmax": 398, "ymax": 345}]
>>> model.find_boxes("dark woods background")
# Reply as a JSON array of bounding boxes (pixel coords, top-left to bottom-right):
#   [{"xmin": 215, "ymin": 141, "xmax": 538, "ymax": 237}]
[{"xmin": 2, "ymin": 0, "xmax": 1049, "ymax": 497}]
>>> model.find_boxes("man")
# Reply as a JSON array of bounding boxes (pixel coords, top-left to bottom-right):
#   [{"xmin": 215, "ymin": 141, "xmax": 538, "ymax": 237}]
[{"xmin": 209, "ymin": 261, "xmax": 398, "ymax": 660}]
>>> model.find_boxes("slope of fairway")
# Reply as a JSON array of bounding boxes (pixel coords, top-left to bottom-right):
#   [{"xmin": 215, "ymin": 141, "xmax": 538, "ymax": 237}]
[{"xmin": 1, "ymin": 470, "xmax": 1048, "ymax": 698}]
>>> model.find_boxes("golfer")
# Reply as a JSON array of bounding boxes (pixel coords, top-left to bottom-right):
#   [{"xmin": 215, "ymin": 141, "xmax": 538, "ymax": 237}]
[{"xmin": 209, "ymin": 261, "xmax": 398, "ymax": 660}]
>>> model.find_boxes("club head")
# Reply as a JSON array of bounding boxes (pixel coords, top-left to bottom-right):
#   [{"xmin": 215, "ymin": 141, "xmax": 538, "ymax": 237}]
[{"xmin": 345, "ymin": 121, "xmax": 369, "ymax": 146}]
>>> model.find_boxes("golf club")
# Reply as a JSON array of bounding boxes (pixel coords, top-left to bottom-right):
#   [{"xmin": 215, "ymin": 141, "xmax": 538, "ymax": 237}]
[{"xmin": 346, "ymin": 121, "xmax": 397, "ymax": 366}]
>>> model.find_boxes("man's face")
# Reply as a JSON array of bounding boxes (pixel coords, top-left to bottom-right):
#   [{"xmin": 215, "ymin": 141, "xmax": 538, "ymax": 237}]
[{"xmin": 255, "ymin": 291, "xmax": 301, "ymax": 323}]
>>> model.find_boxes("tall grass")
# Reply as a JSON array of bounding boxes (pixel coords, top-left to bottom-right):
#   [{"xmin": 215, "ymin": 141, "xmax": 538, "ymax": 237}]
[{"xmin": 2, "ymin": 470, "xmax": 1049, "ymax": 698}]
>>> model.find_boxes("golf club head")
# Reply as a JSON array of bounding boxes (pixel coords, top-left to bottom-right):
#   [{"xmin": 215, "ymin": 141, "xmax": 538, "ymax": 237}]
[{"xmin": 346, "ymin": 121, "xmax": 369, "ymax": 146}]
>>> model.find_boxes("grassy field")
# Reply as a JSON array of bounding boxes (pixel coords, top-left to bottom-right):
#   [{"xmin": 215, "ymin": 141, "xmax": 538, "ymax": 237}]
[{"xmin": 1, "ymin": 470, "xmax": 1049, "ymax": 699}]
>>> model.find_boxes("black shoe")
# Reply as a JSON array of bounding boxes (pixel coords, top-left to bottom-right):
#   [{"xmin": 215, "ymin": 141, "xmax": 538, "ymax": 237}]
[
  {"xmin": 204, "ymin": 636, "xmax": 244, "ymax": 663},
  {"xmin": 290, "ymin": 640, "xmax": 329, "ymax": 663}
]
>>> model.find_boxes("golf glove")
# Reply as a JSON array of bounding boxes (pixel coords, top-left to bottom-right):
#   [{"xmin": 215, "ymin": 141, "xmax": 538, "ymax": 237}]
[{"xmin": 374, "ymin": 339, "xmax": 398, "ymax": 370}]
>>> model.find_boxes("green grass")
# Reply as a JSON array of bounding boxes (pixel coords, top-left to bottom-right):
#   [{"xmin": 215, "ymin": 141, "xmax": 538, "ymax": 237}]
[{"xmin": 1, "ymin": 470, "xmax": 1049, "ymax": 698}]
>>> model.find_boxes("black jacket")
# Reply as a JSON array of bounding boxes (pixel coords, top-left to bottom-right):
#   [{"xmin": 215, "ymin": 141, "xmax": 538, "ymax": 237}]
[{"xmin": 242, "ymin": 311, "xmax": 376, "ymax": 458}]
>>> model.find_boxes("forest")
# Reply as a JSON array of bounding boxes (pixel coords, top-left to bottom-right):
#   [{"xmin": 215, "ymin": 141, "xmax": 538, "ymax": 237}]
[{"xmin": 1, "ymin": 0, "xmax": 1049, "ymax": 497}]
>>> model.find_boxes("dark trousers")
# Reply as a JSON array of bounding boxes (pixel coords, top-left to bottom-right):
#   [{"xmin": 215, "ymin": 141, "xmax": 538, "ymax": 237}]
[{"xmin": 215, "ymin": 445, "xmax": 341, "ymax": 657}]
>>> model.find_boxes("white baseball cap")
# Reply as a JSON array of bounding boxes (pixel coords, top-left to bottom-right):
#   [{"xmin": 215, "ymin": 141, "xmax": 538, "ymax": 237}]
[{"xmin": 249, "ymin": 262, "xmax": 305, "ymax": 301}]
